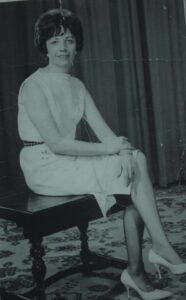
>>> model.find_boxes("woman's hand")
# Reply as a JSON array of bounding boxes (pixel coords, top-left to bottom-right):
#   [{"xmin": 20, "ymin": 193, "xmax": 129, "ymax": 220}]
[
  {"xmin": 104, "ymin": 136, "xmax": 135, "ymax": 155},
  {"xmin": 105, "ymin": 136, "xmax": 127, "ymax": 155},
  {"xmin": 119, "ymin": 150, "xmax": 136, "ymax": 186},
  {"xmin": 121, "ymin": 140, "xmax": 135, "ymax": 152}
]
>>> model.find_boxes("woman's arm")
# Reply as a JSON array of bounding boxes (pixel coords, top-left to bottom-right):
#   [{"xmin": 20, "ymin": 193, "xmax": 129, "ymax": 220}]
[
  {"xmin": 83, "ymin": 88, "xmax": 137, "ymax": 180},
  {"xmin": 83, "ymin": 89, "xmax": 134, "ymax": 149},
  {"xmin": 21, "ymin": 80, "xmax": 123, "ymax": 156},
  {"xmin": 84, "ymin": 89, "xmax": 118, "ymax": 142}
]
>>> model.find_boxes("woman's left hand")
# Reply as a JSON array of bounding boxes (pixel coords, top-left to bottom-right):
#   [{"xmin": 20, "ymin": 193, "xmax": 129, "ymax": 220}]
[{"xmin": 119, "ymin": 150, "xmax": 136, "ymax": 185}]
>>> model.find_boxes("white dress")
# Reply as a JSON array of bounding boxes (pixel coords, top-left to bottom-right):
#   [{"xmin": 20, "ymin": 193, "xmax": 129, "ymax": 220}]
[{"xmin": 18, "ymin": 68, "xmax": 138, "ymax": 216}]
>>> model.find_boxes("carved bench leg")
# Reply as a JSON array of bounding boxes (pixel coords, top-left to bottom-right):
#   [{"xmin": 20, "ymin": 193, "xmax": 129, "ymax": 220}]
[
  {"xmin": 78, "ymin": 221, "xmax": 127, "ymax": 273},
  {"xmin": 78, "ymin": 221, "xmax": 93, "ymax": 273},
  {"xmin": 29, "ymin": 236, "xmax": 46, "ymax": 300}
]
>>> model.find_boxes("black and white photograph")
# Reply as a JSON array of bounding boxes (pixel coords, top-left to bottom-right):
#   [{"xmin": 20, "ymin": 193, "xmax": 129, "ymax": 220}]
[{"xmin": 0, "ymin": 0, "xmax": 186, "ymax": 299}]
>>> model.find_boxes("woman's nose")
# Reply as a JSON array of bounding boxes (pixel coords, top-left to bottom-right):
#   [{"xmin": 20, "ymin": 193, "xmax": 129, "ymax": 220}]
[{"xmin": 59, "ymin": 39, "xmax": 67, "ymax": 51}]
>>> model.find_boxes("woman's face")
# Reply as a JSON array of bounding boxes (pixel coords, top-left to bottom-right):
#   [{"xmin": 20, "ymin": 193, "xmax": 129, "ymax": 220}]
[{"xmin": 46, "ymin": 28, "xmax": 77, "ymax": 72}]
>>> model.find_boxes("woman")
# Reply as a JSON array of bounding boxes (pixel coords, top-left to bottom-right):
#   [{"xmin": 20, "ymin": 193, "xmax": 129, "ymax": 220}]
[{"xmin": 18, "ymin": 8, "xmax": 185, "ymax": 299}]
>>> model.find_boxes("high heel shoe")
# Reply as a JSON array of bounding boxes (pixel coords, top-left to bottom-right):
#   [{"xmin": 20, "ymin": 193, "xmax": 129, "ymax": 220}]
[
  {"xmin": 121, "ymin": 270, "xmax": 172, "ymax": 300},
  {"xmin": 149, "ymin": 249, "xmax": 186, "ymax": 279}
]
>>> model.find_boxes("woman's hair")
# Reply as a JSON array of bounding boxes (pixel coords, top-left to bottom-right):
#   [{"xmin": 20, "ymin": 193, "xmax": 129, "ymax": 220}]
[{"xmin": 34, "ymin": 9, "xmax": 83, "ymax": 55}]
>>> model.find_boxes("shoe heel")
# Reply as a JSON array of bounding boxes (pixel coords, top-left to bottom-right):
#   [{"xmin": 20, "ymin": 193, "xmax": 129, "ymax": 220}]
[
  {"xmin": 125, "ymin": 285, "xmax": 130, "ymax": 299},
  {"xmin": 154, "ymin": 263, "xmax": 162, "ymax": 279}
]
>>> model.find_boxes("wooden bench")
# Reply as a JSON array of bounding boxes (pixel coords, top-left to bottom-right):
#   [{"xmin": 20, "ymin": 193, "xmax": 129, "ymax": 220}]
[{"xmin": 0, "ymin": 191, "xmax": 131, "ymax": 300}]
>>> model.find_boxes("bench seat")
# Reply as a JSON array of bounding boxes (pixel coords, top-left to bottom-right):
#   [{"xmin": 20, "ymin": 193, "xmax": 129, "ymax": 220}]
[{"xmin": 0, "ymin": 191, "xmax": 131, "ymax": 300}]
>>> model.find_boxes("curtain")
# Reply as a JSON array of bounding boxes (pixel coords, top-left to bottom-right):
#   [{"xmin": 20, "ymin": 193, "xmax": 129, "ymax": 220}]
[
  {"xmin": 0, "ymin": 0, "xmax": 186, "ymax": 192},
  {"xmin": 76, "ymin": 0, "xmax": 186, "ymax": 185}
]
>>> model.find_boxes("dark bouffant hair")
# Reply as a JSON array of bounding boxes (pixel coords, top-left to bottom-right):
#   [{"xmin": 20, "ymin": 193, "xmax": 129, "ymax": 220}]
[{"xmin": 34, "ymin": 9, "xmax": 83, "ymax": 55}]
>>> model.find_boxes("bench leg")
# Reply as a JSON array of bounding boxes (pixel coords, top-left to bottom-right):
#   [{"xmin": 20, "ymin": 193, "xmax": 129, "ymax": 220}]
[
  {"xmin": 29, "ymin": 236, "xmax": 46, "ymax": 300},
  {"xmin": 78, "ymin": 221, "xmax": 128, "ymax": 273},
  {"xmin": 78, "ymin": 222, "xmax": 92, "ymax": 272}
]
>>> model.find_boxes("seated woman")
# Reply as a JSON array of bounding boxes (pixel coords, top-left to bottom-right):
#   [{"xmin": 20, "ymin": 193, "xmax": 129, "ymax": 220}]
[{"xmin": 18, "ymin": 8, "xmax": 186, "ymax": 300}]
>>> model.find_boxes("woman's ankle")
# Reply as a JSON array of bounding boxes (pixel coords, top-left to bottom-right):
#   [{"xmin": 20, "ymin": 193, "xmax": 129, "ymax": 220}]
[
  {"xmin": 126, "ymin": 266, "xmax": 154, "ymax": 291},
  {"xmin": 126, "ymin": 263, "xmax": 145, "ymax": 276}
]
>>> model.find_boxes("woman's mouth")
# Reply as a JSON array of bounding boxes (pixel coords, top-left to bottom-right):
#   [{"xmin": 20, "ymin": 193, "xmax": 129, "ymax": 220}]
[{"xmin": 56, "ymin": 54, "xmax": 69, "ymax": 59}]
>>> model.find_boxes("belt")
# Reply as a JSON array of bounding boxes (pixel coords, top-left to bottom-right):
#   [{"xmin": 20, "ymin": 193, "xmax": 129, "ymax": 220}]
[{"xmin": 22, "ymin": 141, "xmax": 44, "ymax": 147}]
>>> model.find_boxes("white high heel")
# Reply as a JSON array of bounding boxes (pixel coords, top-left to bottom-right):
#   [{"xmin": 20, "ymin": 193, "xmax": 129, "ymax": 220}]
[
  {"xmin": 149, "ymin": 249, "xmax": 186, "ymax": 279},
  {"xmin": 121, "ymin": 270, "xmax": 172, "ymax": 300}
]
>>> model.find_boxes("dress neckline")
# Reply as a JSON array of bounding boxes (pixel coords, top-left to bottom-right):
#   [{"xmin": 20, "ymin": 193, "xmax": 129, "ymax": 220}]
[{"xmin": 38, "ymin": 68, "xmax": 71, "ymax": 80}]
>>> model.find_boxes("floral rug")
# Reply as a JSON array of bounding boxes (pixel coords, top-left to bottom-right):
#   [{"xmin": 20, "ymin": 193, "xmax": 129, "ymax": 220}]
[{"xmin": 0, "ymin": 185, "xmax": 186, "ymax": 299}]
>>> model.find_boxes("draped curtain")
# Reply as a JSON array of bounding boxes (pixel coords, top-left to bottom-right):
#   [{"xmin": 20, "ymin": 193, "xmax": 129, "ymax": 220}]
[{"xmin": 0, "ymin": 0, "xmax": 186, "ymax": 192}]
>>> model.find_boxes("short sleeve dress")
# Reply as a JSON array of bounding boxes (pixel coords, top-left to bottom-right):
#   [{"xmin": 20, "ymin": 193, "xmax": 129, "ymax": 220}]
[{"xmin": 18, "ymin": 68, "xmax": 139, "ymax": 216}]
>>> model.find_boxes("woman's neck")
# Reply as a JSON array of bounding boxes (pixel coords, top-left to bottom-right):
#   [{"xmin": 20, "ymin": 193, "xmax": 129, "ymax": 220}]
[{"xmin": 45, "ymin": 64, "xmax": 71, "ymax": 74}]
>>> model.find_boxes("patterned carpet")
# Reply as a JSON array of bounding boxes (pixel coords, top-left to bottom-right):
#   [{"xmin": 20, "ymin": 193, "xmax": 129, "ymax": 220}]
[{"xmin": 0, "ymin": 185, "xmax": 186, "ymax": 299}]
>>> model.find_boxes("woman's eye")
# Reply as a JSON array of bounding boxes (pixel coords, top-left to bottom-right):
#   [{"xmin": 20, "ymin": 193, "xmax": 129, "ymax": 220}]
[
  {"xmin": 67, "ymin": 39, "xmax": 75, "ymax": 44},
  {"xmin": 50, "ymin": 40, "xmax": 58, "ymax": 44}
]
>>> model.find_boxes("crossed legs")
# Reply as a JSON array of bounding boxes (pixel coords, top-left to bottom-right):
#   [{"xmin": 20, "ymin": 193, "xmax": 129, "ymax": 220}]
[
  {"xmin": 124, "ymin": 204, "xmax": 154, "ymax": 291},
  {"xmin": 130, "ymin": 152, "xmax": 181, "ymax": 264},
  {"xmin": 122, "ymin": 151, "xmax": 183, "ymax": 292}
]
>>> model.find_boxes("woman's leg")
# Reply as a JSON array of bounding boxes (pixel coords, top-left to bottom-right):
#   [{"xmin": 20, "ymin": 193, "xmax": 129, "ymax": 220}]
[
  {"xmin": 130, "ymin": 152, "xmax": 181, "ymax": 264},
  {"xmin": 124, "ymin": 204, "xmax": 154, "ymax": 291}
]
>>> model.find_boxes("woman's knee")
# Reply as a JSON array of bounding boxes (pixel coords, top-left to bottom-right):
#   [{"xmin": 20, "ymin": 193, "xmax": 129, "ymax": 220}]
[
  {"xmin": 124, "ymin": 204, "xmax": 144, "ymax": 228},
  {"xmin": 136, "ymin": 151, "xmax": 147, "ymax": 171},
  {"xmin": 124, "ymin": 204, "xmax": 141, "ymax": 220}
]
